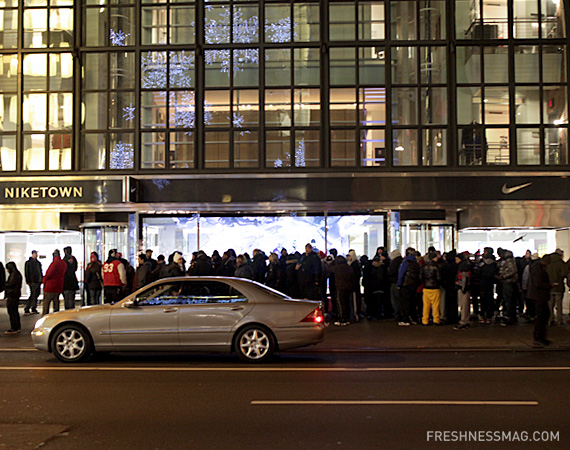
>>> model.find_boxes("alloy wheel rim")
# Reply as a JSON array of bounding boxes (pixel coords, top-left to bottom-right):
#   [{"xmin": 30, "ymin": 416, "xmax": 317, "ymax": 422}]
[
  {"xmin": 239, "ymin": 329, "xmax": 269, "ymax": 360},
  {"xmin": 55, "ymin": 330, "xmax": 86, "ymax": 360}
]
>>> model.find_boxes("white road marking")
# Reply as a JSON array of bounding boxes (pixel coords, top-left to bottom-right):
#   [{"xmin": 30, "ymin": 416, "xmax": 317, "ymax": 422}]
[
  {"xmin": 0, "ymin": 366, "xmax": 567, "ymax": 372},
  {"xmin": 251, "ymin": 400, "xmax": 539, "ymax": 406}
]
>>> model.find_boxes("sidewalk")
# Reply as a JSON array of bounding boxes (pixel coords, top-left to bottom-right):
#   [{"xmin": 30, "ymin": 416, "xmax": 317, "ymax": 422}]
[{"xmin": 1, "ymin": 301, "xmax": 569, "ymax": 352}]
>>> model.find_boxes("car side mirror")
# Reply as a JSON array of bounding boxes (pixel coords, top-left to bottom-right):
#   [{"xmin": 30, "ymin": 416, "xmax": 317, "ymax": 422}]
[{"xmin": 124, "ymin": 300, "xmax": 138, "ymax": 308}]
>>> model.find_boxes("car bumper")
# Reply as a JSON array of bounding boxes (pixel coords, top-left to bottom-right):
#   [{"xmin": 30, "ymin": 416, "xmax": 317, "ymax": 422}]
[
  {"xmin": 31, "ymin": 326, "xmax": 51, "ymax": 352},
  {"xmin": 274, "ymin": 324, "xmax": 325, "ymax": 351}
]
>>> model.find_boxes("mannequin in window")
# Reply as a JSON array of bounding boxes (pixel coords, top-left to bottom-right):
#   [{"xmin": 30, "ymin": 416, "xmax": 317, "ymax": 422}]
[{"xmin": 461, "ymin": 120, "xmax": 486, "ymax": 165}]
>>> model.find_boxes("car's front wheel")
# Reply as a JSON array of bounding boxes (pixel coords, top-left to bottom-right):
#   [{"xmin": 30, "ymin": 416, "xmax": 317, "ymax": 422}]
[
  {"xmin": 51, "ymin": 325, "xmax": 92, "ymax": 363},
  {"xmin": 235, "ymin": 326, "xmax": 275, "ymax": 363}
]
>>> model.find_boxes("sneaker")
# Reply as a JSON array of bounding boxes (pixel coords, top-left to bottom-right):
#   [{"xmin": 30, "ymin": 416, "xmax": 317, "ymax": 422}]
[
  {"xmin": 32, "ymin": 310, "xmax": 40, "ymax": 315},
  {"xmin": 408, "ymin": 317, "xmax": 418, "ymax": 325},
  {"xmin": 24, "ymin": 311, "xmax": 32, "ymax": 316},
  {"xmin": 4, "ymin": 329, "xmax": 20, "ymax": 335},
  {"xmin": 532, "ymin": 340, "xmax": 545, "ymax": 348},
  {"xmin": 398, "ymin": 321, "xmax": 410, "ymax": 327},
  {"xmin": 453, "ymin": 324, "xmax": 469, "ymax": 330},
  {"xmin": 333, "ymin": 322, "xmax": 341, "ymax": 326}
]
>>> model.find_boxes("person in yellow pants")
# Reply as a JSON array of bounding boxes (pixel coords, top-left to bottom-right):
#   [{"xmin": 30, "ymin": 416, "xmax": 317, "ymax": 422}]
[{"xmin": 421, "ymin": 252, "xmax": 442, "ymax": 325}]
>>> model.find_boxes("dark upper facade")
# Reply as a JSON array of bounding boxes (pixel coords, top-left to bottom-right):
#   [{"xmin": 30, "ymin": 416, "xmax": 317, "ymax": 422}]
[{"xmin": 0, "ymin": 0, "xmax": 568, "ymax": 176}]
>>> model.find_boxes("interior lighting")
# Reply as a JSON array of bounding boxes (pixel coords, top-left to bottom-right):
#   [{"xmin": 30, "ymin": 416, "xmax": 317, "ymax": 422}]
[{"xmin": 395, "ymin": 145, "xmax": 404, "ymax": 152}]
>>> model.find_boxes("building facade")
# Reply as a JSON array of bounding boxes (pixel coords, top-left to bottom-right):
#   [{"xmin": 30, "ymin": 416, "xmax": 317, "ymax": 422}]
[{"xmin": 0, "ymin": 0, "xmax": 569, "ymax": 268}]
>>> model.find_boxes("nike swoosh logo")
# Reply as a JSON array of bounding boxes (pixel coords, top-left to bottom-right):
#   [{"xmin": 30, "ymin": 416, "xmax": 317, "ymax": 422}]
[{"xmin": 501, "ymin": 182, "xmax": 532, "ymax": 194}]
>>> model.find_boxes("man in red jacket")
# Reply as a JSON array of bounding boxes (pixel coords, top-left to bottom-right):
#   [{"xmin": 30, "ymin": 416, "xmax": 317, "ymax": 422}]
[
  {"xmin": 42, "ymin": 249, "xmax": 68, "ymax": 316},
  {"xmin": 102, "ymin": 249, "xmax": 127, "ymax": 304}
]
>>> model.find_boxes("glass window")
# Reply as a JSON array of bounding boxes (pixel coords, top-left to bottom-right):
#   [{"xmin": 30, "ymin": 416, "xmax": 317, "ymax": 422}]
[
  {"xmin": 331, "ymin": 129, "xmax": 356, "ymax": 166},
  {"xmin": 392, "ymin": 88, "xmax": 418, "ymax": 125},
  {"xmin": 456, "ymin": 46, "xmax": 481, "ymax": 84},
  {"xmin": 486, "ymin": 128, "xmax": 509, "ymax": 165},
  {"xmin": 49, "ymin": 52, "xmax": 73, "ymax": 90},
  {"xmin": 171, "ymin": 7, "xmax": 195, "ymax": 44},
  {"xmin": 358, "ymin": 2, "xmax": 384, "ymax": 40},
  {"xmin": 391, "ymin": 0, "xmax": 416, "ymax": 40},
  {"xmin": 515, "ymin": 45, "xmax": 539, "ymax": 83},
  {"xmin": 23, "ymin": 53, "xmax": 47, "ymax": 91},
  {"xmin": 457, "ymin": 87, "xmax": 482, "ymax": 125},
  {"xmin": 330, "ymin": 88, "xmax": 356, "ymax": 127},
  {"xmin": 543, "ymin": 45, "xmax": 566, "ymax": 83},
  {"xmin": 266, "ymin": 49, "xmax": 290, "ymax": 86},
  {"xmin": 392, "ymin": 129, "xmax": 418, "ymax": 166},
  {"xmin": 419, "ymin": 1, "xmax": 445, "ymax": 40},
  {"xmin": 205, "ymin": 90, "xmax": 230, "ymax": 128},
  {"xmin": 234, "ymin": 130, "xmax": 258, "ymax": 168},
  {"xmin": 205, "ymin": 131, "xmax": 230, "ymax": 168},
  {"xmin": 109, "ymin": 91, "xmax": 136, "ymax": 129},
  {"xmin": 330, "ymin": 47, "xmax": 355, "ymax": 86},
  {"xmin": 233, "ymin": 49, "xmax": 258, "ymax": 87},
  {"xmin": 111, "ymin": 52, "xmax": 135, "ymax": 89},
  {"xmin": 83, "ymin": 94, "xmax": 106, "ymax": 128},
  {"xmin": 294, "ymin": 3, "xmax": 319, "ymax": 42},
  {"xmin": 294, "ymin": 88, "xmax": 320, "ymax": 126},
  {"xmin": 141, "ymin": 131, "xmax": 165, "ymax": 169},
  {"xmin": 83, "ymin": 54, "xmax": 107, "ymax": 90},
  {"xmin": 49, "ymin": 134, "xmax": 71, "ymax": 170},
  {"xmin": 84, "ymin": 7, "xmax": 107, "ymax": 47},
  {"xmin": 23, "ymin": 134, "xmax": 46, "ymax": 170},
  {"xmin": 205, "ymin": 50, "xmax": 230, "ymax": 88},
  {"xmin": 0, "ymin": 135, "xmax": 16, "ymax": 171},
  {"xmin": 49, "ymin": 8, "xmax": 73, "ymax": 48},
  {"xmin": 24, "ymin": 8, "xmax": 47, "ymax": 48},
  {"xmin": 266, "ymin": 129, "xmax": 290, "ymax": 168},
  {"xmin": 170, "ymin": 90, "xmax": 196, "ymax": 130},
  {"xmin": 141, "ymin": 91, "xmax": 167, "ymax": 129},
  {"xmin": 170, "ymin": 131, "xmax": 194, "ymax": 169},
  {"xmin": 329, "ymin": 3, "xmax": 355, "ymax": 41},
  {"xmin": 420, "ymin": 46, "xmax": 446, "ymax": 84},
  {"xmin": 517, "ymin": 127, "xmax": 540, "ymax": 165},
  {"xmin": 545, "ymin": 127, "xmax": 568, "ymax": 165},
  {"xmin": 484, "ymin": 47, "xmax": 508, "ymax": 83},
  {"xmin": 205, "ymin": 6, "xmax": 230, "ymax": 44},
  {"xmin": 544, "ymin": 86, "xmax": 567, "ymax": 125},
  {"xmin": 234, "ymin": 90, "xmax": 259, "ymax": 127},
  {"xmin": 422, "ymin": 128, "xmax": 447, "ymax": 166},
  {"xmin": 359, "ymin": 47, "xmax": 385, "ymax": 85},
  {"xmin": 0, "ymin": 9, "xmax": 18, "ymax": 49},
  {"xmin": 0, "ymin": 54, "xmax": 18, "ymax": 91},
  {"xmin": 515, "ymin": 86, "xmax": 540, "ymax": 124},
  {"xmin": 294, "ymin": 48, "xmax": 319, "ymax": 85},
  {"xmin": 49, "ymin": 92, "xmax": 73, "ymax": 130},
  {"xmin": 265, "ymin": 89, "xmax": 291, "ymax": 127},
  {"xmin": 513, "ymin": 0, "xmax": 539, "ymax": 39},
  {"xmin": 109, "ymin": 132, "xmax": 134, "ymax": 169},
  {"xmin": 265, "ymin": 5, "xmax": 292, "ymax": 43},
  {"xmin": 82, "ymin": 133, "xmax": 106, "ymax": 170},
  {"xmin": 109, "ymin": 7, "xmax": 135, "ymax": 46},
  {"xmin": 142, "ymin": 6, "xmax": 168, "ymax": 45},
  {"xmin": 169, "ymin": 51, "xmax": 195, "ymax": 89},
  {"xmin": 359, "ymin": 88, "xmax": 386, "ymax": 126},
  {"xmin": 141, "ymin": 51, "xmax": 167, "ymax": 89},
  {"xmin": 484, "ymin": 87, "xmax": 510, "ymax": 125},
  {"xmin": 541, "ymin": 0, "xmax": 565, "ymax": 38},
  {"xmin": 0, "ymin": 93, "xmax": 17, "ymax": 131},
  {"xmin": 295, "ymin": 130, "xmax": 319, "ymax": 167},
  {"xmin": 23, "ymin": 93, "xmax": 47, "ymax": 131},
  {"xmin": 360, "ymin": 128, "xmax": 385, "ymax": 166},
  {"xmin": 420, "ymin": 87, "xmax": 447, "ymax": 125},
  {"xmin": 392, "ymin": 47, "xmax": 417, "ymax": 84},
  {"xmin": 459, "ymin": 122, "xmax": 485, "ymax": 165},
  {"xmin": 233, "ymin": 5, "xmax": 258, "ymax": 44}
]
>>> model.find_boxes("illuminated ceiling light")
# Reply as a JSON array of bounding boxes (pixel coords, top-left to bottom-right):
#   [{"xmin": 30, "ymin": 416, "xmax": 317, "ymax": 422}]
[
  {"xmin": 395, "ymin": 145, "xmax": 404, "ymax": 152},
  {"xmin": 436, "ymin": 142, "xmax": 442, "ymax": 147},
  {"xmin": 553, "ymin": 119, "xmax": 564, "ymax": 125}
]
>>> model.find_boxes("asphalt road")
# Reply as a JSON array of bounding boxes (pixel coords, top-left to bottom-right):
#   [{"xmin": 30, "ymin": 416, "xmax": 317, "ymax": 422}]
[{"xmin": 0, "ymin": 350, "xmax": 568, "ymax": 450}]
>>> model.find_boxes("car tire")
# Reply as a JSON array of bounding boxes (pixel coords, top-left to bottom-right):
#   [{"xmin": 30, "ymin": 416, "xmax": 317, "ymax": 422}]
[
  {"xmin": 51, "ymin": 324, "xmax": 92, "ymax": 363},
  {"xmin": 235, "ymin": 325, "xmax": 275, "ymax": 363}
]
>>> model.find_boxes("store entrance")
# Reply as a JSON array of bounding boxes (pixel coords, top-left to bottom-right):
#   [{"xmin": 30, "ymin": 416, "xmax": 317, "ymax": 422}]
[{"xmin": 400, "ymin": 222, "xmax": 455, "ymax": 255}]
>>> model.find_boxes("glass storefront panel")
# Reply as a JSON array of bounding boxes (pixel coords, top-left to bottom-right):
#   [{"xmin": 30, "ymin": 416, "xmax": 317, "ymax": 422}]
[
  {"xmin": 543, "ymin": 45, "xmax": 566, "ymax": 83},
  {"xmin": 294, "ymin": 3, "xmax": 319, "ymax": 42},
  {"xmin": 329, "ymin": 3, "xmax": 355, "ymax": 41},
  {"xmin": 205, "ymin": 90, "xmax": 230, "ymax": 128},
  {"xmin": 109, "ymin": 132, "xmax": 134, "ymax": 169},
  {"xmin": 294, "ymin": 48, "xmax": 319, "ymax": 85},
  {"xmin": 0, "ymin": 54, "xmax": 18, "ymax": 91},
  {"xmin": 420, "ymin": 46, "xmax": 446, "ymax": 84},
  {"xmin": 265, "ymin": 89, "xmax": 291, "ymax": 127},
  {"xmin": 265, "ymin": 49, "xmax": 290, "ymax": 86},
  {"xmin": 331, "ymin": 129, "xmax": 356, "ymax": 167},
  {"xmin": 330, "ymin": 88, "xmax": 356, "ymax": 127},
  {"xmin": 422, "ymin": 128, "xmax": 447, "ymax": 166},
  {"xmin": 204, "ymin": 130, "xmax": 230, "ymax": 168},
  {"xmin": 484, "ymin": 87, "xmax": 510, "ymax": 124},
  {"xmin": 330, "ymin": 47, "xmax": 355, "ymax": 86},
  {"xmin": 266, "ymin": 129, "xmax": 291, "ymax": 168},
  {"xmin": 359, "ymin": 47, "xmax": 385, "ymax": 85},
  {"xmin": 294, "ymin": 88, "xmax": 320, "ymax": 126},
  {"xmin": 392, "ymin": 88, "xmax": 418, "ymax": 125},
  {"xmin": 484, "ymin": 47, "xmax": 508, "ymax": 83},
  {"xmin": 0, "ymin": 93, "xmax": 17, "ymax": 131},
  {"xmin": 169, "ymin": 131, "xmax": 194, "ymax": 169},
  {"xmin": 545, "ymin": 126, "xmax": 569, "ymax": 165},
  {"xmin": 359, "ymin": 87, "xmax": 386, "ymax": 126},
  {"xmin": 392, "ymin": 128, "xmax": 418, "ymax": 166},
  {"xmin": 234, "ymin": 130, "xmax": 258, "ymax": 168},
  {"xmin": 392, "ymin": 46, "xmax": 417, "ymax": 84},
  {"xmin": 457, "ymin": 87, "xmax": 482, "ymax": 125},
  {"xmin": 456, "ymin": 46, "xmax": 481, "ymax": 84},
  {"xmin": 486, "ymin": 127, "xmax": 510, "ymax": 164},
  {"xmin": 420, "ymin": 87, "xmax": 447, "ymax": 125},
  {"xmin": 358, "ymin": 2, "xmax": 384, "ymax": 40},
  {"xmin": 0, "ymin": 134, "xmax": 16, "ymax": 171},
  {"xmin": 543, "ymin": 86, "xmax": 567, "ymax": 125},
  {"xmin": 23, "ymin": 133, "xmax": 45, "ymax": 170},
  {"xmin": 517, "ymin": 127, "xmax": 540, "ymax": 164},
  {"xmin": 391, "ymin": 0, "xmax": 416, "ymax": 41},
  {"xmin": 515, "ymin": 86, "xmax": 540, "ymax": 124},
  {"xmin": 295, "ymin": 129, "xmax": 319, "ymax": 167},
  {"xmin": 360, "ymin": 128, "xmax": 385, "ymax": 166},
  {"xmin": 81, "ymin": 133, "xmax": 105, "ymax": 170},
  {"xmin": 419, "ymin": 1, "xmax": 445, "ymax": 40},
  {"xmin": 141, "ymin": 131, "xmax": 165, "ymax": 169},
  {"xmin": 0, "ymin": 9, "xmax": 18, "ymax": 49}
]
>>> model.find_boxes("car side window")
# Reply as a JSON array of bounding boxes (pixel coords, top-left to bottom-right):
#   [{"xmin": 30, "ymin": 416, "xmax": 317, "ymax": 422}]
[
  {"xmin": 178, "ymin": 281, "xmax": 248, "ymax": 305},
  {"xmin": 136, "ymin": 282, "xmax": 185, "ymax": 306}
]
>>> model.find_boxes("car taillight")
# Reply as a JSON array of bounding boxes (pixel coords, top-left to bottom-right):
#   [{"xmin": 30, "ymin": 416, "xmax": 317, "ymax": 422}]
[{"xmin": 301, "ymin": 307, "xmax": 324, "ymax": 323}]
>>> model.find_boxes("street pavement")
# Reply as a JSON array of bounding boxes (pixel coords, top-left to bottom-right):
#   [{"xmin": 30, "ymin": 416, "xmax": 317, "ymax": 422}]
[{"xmin": 1, "ymin": 299, "xmax": 569, "ymax": 352}]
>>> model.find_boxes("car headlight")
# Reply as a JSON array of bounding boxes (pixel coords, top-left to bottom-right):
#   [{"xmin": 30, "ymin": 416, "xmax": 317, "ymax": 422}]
[{"xmin": 34, "ymin": 316, "xmax": 47, "ymax": 329}]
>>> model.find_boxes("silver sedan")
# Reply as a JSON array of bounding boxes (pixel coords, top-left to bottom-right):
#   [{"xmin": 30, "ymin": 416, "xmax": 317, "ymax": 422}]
[{"xmin": 32, "ymin": 276, "xmax": 325, "ymax": 363}]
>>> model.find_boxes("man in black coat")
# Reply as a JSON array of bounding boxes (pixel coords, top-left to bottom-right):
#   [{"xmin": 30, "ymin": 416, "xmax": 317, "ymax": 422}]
[
  {"xmin": 296, "ymin": 244, "xmax": 322, "ymax": 300},
  {"xmin": 527, "ymin": 254, "xmax": 552, "ymax": 347},
  {"xmin": 24, "ymin": 250, "xmax": 42, "ymax": 315}
]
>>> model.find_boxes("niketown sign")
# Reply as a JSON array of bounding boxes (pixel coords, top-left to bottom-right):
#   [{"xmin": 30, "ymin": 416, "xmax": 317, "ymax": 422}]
[{"xmin": 0, "ymin": 180, "xmax": 124, "ymax": 205}]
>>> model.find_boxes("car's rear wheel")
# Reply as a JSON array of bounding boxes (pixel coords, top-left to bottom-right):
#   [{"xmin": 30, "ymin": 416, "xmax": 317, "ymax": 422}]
[
  {"xmin": 235, "ymin": 326, "xmax": 275, "ymax": 363},
  {"xmin": 51, "ymin": 325, "xmax": 92, "ymax": 363}
]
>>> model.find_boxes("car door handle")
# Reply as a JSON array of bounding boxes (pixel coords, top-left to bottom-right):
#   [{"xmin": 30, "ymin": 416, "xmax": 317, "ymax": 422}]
[
  {"xmin": 163, "ymin": 308, "xmax": 178, "ymax": 313},
  {"xmin": 230, "ymin": 306, "xmax": 245, "ymax": 311}
]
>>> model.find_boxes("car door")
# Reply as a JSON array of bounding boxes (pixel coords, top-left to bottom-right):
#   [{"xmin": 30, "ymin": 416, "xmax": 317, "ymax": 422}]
[
  {"xmin": 109, "ymin": 281, "xmax": 183, "ymax": 348},
  {"xmin": 177, "ymin": 280, "xmax": 254, "ymax": 349}
]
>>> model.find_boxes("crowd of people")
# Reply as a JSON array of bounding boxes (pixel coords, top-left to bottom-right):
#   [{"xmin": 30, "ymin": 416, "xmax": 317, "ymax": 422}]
[{"xmin": 2, "ymin": 243, "xmax": 569, "ymax": 348}]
